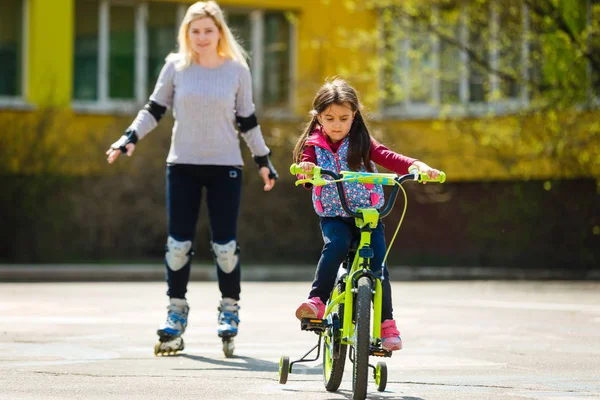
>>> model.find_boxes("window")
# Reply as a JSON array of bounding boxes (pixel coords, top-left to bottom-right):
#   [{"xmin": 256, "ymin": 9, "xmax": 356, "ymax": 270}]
[
  {"xmin": 381, "ymin": 0, "xmax": 527, "ymax": 116},
  {"xmin": 147, "ymin": 2, "xmax": 179, "ymax": 97},
  {"xmin": 467, "ymin": 1, "xmax": 490, "ymax": 103},
  {"xmin": 439, "ymin": 5, "xmax": 461, "ymax": 104},
  {"xmin": 262, "ymin": 12, "xmax": 291, "ymax": 109},
  {"xmin": 73, "ymin": 1, "xmax": 295, "ymax": 113},
  {"xmin": 0, "ymin": 0, "xmax": 25, "ymax": 98},
  {"xmin": 74, "ymin": 0, "xmax": 99, "ymax": 101},
  {"xmin": 498, "ymin": 0, "xmax": 522, "ymax": 99},
  {"xmin": 108, "ymin": 3, "xmax": 135, "ymax": 100},
  {"xmin": 226, "ymin": 9, "xmax": 293, "ymax": 112}
]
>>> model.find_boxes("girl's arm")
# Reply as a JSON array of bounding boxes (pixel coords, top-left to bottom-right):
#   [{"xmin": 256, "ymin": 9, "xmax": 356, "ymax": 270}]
[{"xmin": 369, "ymin": 139, "xmax": 417, "ymax": 174}]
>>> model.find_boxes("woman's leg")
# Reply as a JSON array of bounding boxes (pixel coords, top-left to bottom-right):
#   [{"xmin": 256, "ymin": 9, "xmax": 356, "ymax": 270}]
[
  {"xmin": 165, "ymin": 164, "xmax": 203, "ymax": 299},
  {"xmin": 206, "ymin": 166, "xmax": 243, "ymax": 301},
  {"xmin": 309, "ymin": 218, "xmax": 354, "ymax": 303},
  {"xmin": 371, "ymin": 221, "xmax": 394, "ymax": 321}
]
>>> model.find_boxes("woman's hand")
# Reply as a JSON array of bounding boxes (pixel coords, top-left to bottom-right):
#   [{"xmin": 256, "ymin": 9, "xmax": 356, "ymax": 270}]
[
  {"xmin": 259, "ymin": 167, "xmax": 276, "ymax": 191},
  {"xmin": 106, "ymin": 143, "xmax": 136, "ymax": 164}
]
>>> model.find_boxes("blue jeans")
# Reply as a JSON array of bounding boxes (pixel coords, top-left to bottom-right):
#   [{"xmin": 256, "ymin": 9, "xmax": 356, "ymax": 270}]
[
  {"xmin": 166, "ymin": 164, "xmax": 242, "ymax": 300},
  {"xmin": 309, "ymin": 217, "xmax": 394, "ymax": 321}
]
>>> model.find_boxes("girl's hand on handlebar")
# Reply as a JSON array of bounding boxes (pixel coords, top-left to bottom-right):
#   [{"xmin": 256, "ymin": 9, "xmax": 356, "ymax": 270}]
[
  {"xmin": 410, "ymin": 161, "xmax": 442, "ymax": 183},
  {"xmin": 298, "ymin": 162, "xmax": 316, "ymax": 177}
]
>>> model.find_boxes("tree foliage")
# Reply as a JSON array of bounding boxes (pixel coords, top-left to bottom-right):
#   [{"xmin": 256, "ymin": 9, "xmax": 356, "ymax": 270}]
[{"xmin": 356, "ymin": 0, "xmax": 600, "ymax": 180}]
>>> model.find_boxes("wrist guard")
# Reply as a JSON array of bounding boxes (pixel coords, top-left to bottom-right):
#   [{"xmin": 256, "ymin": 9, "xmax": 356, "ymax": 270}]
[
  {"xmin": 110, "ymin": 129, "xmax": 139, "ymax": 154},
  {"xmin": 253, "ymin": 152, "xmax": 279, "ymax": 180}
]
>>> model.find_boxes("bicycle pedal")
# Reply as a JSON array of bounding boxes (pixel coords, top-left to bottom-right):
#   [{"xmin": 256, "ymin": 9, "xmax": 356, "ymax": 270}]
[
  {"xmin": 370, "ymin": 346, "xmax": 392, "ymax": 358},
  {"xmin": 301, "ymin": 318, "xmax": 327, "ymax": 332}
]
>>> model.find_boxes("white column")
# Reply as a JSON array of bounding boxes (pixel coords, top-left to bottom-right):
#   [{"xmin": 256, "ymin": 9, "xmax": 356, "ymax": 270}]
[
  {"xmin": 459, "ymin": 2, "xmax": 469, "ymax": 104},
  {"xmin": 98, "ymin": 0, "xmax": 109, "ymax": 102},
  {"xmin": 288, "ymin": 15, "xmax": 298, "ymax": 111},
  {"xmin": 135, "ymin": 3, "xmax": 148, "ymax": 104},
  {"xmin": 250, "ymin": 10, "xmax": 264, "ymax": 111},
  {"xmin": 521, "ymin": 3, "xmax": 530, "ymax": 105},
  {"xmin": 489, "ymin": 2, "xmax": 499, "ymax": 100},
  {"xmin": 431, "ymin": 6, "xmax": 441, "ymax": 107}
]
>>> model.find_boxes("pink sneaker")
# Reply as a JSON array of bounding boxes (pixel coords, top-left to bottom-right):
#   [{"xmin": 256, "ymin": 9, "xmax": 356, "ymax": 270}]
[
  {"xmin": 295, "ymin": 297, "xmax": 325, "ymax": 320},
  {"xmin": 381, "ymin": 319, "xmax": 403, "ymax": 351}
]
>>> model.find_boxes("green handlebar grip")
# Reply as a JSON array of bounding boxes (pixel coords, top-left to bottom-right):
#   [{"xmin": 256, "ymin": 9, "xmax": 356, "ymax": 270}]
[
  {"xmin": 410, "ymin": 168, "xmax": 446, "ymax": 183},
  {"xmin": 438, "ymin": 171, "xmax": 446, "ymax": 183},
  {"xmin": 289, "ymin": 163, "xmax": 303, "ymax": 175},
  {"xmin": 290, "ymin": 163, "xmax": 320, "ymax": 176}
]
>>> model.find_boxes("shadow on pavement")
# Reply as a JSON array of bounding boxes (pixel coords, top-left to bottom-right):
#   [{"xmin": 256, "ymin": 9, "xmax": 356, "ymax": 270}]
[{"xmin": 174, "ymin": 353, "xmax": 321, "ymax": 375}]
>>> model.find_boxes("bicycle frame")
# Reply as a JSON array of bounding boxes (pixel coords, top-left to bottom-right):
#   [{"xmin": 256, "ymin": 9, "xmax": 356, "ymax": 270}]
[{"xmin": 324, "ymin": 207, "xmax": 384, "ymax": 347}]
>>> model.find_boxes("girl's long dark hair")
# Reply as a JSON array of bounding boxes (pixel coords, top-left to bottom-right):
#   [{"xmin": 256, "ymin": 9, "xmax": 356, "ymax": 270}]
[{"xmin": 293, "ymin": 78, "xmax": 374, "ymax": 172}]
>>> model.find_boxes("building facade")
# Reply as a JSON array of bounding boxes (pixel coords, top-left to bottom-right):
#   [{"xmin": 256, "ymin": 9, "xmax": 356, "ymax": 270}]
[{"xmin": 1, "ymin": 0, "xmax": 598, "ymax": 180}]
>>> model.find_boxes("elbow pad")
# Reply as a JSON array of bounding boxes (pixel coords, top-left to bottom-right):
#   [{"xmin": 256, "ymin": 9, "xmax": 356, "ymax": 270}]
[
  {"xmin": 253, "ymin": 151, "xmax": 279, "ymax": 180},
  {"xmin": 236, "ymin": 113, "xmax": 258, "ymax": 133},
  {"xmin": 144, "ymin": 100, "xmax": 167, "ymax": 123}
]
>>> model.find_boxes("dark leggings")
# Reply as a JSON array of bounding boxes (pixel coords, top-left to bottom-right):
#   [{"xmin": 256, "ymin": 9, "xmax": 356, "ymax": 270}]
[
  {"xmin": 165, "ymin": 164, "xmax": 242, "ymax": 300},
  {"xmin": 309, "ymin": 217, "xmax": 394, "ymax": 321}
]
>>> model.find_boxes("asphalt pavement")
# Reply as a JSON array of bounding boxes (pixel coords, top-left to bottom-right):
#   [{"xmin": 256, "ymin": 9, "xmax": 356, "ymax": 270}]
[{"xmin": 0, "ymin": 281, "xmax": 599, "ymax": 399}]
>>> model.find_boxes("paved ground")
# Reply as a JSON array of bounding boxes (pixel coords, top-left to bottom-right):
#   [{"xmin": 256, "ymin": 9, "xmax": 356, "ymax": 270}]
[{"xmin": 0, "ymin": 281, "xmax": 599, "ymax": 399}]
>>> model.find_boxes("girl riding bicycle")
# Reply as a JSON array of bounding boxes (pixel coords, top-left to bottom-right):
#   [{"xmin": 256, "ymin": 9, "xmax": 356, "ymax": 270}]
[{"xmin": 292, "ymin": 78, "xmax": 442, "ymax": 352}]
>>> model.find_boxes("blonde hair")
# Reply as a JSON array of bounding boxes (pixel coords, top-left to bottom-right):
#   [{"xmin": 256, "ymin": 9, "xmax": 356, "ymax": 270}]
[{"xmin": 168, "ymin": 1, "xmax": 249, "ymax": 70}]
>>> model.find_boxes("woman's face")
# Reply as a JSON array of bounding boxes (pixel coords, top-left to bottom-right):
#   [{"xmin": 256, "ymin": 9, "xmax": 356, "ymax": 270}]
[
  {"xmin": 188, "ymin": 17, "xmax": 220, "ymax": 57},
  {"xmin": 318, "ymin": 102, "xmax": 356, "ymax": 143}
]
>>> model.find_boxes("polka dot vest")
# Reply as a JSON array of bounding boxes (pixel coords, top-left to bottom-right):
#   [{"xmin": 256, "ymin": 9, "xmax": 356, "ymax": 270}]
[{"xmin": 312, "ymin": 136, "xmax": 385, "ymax": 217}]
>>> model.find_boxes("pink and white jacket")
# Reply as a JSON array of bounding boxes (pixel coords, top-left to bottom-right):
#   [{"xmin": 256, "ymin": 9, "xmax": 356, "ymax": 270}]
[{"xmin": 300, "ymin": 128, "xmax": 417, "ymax": 218}]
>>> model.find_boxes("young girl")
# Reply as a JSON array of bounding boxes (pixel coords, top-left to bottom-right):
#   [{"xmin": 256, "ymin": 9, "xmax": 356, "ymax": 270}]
[{"xmin": 292, "ymin": 78, "xmax": 441, "ymax": 351}]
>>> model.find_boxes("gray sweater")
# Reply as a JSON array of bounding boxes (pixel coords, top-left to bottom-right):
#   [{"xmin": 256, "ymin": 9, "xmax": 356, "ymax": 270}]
[{"xmin": 128, "ymin": 56, "xmax": 270, "ymax": 166}]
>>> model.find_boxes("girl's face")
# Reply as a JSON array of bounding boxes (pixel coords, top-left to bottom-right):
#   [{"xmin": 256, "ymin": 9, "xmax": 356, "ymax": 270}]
[
  {"xmin": 188, "ymin": 17, "xmax": 220, "ymax": 57},
  {"xmin": 318, "ymin": 102, "xmax": 356, "ymax": 143}
]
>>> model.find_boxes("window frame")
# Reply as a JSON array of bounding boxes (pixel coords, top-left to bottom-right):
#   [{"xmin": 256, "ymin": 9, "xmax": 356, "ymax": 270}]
[
  {"xmin": 380, "ymin": 0, "xmax": 529, "ymax": 119},
  {"xmin": 0, "ymin": 0, "xmax": 30, "ymax": 109},
  {"xmin": 72, "ymin": 1, "xmax": 297, "ymax": 117}
]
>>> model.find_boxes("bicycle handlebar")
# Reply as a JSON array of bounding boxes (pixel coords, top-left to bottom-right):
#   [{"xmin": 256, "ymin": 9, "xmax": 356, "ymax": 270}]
[{"xmin": 289, "ymin": 163, "xmax": 446, "ymax": 219}]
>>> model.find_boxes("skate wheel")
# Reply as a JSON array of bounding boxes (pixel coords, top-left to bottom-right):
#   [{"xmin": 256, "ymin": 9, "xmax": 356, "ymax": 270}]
[
  {"xmin": 279, "ymin": 356, "xmax": 290, "ymax": 384},
  {"xmin": 154, "ymin": 337, "xmax": 184, "ymax": 356},
  {"xmin": 222, "ymin": 339, "xmax": 235, "ymax": 358},
  {"xmin": 375, "ymin": 361, "xmax": 387, "ymax": 392}
]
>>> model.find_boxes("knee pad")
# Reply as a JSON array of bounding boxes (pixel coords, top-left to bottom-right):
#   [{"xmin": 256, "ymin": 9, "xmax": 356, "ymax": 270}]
[
  {"xmin": 211, "ymin": 240, "xmax": 239, "ymax": 274},
  {"xmin": 165, "ymin": 236, "xmax": 192, "ymax": 271}
]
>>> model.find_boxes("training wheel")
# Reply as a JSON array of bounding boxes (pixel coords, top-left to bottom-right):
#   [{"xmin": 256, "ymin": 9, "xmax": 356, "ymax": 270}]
[
  {"xmin": 222, "ymin": 338, "xmax": 235, "ymax": 358},
  {"xmin": 279, "ymin": 356, "xmax": 290, "ymax": 384},
  {"xmin": 375, "ymin": 361, "xmax": 387, "ymax": 392}
]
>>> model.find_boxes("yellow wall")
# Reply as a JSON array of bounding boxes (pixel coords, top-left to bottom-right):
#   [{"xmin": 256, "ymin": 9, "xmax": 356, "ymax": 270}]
[
  {"xmin": 11, "ymin": 0, "xmax": 596, "ymax": 181},
  {"xmin": 28, "ymin": 0, "xmax": 74, "ymax": 106},
  {"xmin": 24, "ymin": 0, "xmax": 379, "ymax": 116}
]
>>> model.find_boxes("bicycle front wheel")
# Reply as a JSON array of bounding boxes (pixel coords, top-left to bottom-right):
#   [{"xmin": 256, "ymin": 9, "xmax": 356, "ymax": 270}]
[
  {"xmin": 352, "ymin": 276, "xmax": 372, "ymax": 400},
  {"xmin": 322, "ymin": 304, "xmax": 346, "ymax": 391}
]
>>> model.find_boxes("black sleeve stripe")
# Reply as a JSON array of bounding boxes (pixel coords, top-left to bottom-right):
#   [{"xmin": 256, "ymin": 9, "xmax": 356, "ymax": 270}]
[
  {"xmin": 235, "ymin": 113, "xmax": 258, "ymax": 133},
  {"xmin": 144, "ymin": 101, "xmax": 167, "ymax": 123}
]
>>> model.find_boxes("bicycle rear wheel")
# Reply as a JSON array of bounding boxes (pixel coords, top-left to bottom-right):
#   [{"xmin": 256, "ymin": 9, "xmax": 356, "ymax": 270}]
[{"xmin": 352, "ymin": 276, "xmax": 372, "ymax": 400}]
